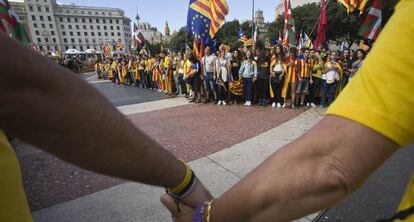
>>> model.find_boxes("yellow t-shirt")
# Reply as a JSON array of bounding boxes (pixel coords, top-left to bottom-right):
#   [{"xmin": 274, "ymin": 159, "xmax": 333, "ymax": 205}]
[
  {"xmin": 327, "ymin": 1, "xmax": 413, "ymax": 220},
  {"xmin": 0, "ymin": 130, "xmax": 33, "ymax": 221}
]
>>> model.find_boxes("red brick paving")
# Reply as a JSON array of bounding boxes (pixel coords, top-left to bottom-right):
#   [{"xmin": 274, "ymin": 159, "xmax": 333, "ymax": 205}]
[
  {"xmin": 128, "ymin": 103, "xmax": 306, "ymax": 161},
  {"xmin": 17, "ymin": 103, "xmax": 306, "ymax": 211}
]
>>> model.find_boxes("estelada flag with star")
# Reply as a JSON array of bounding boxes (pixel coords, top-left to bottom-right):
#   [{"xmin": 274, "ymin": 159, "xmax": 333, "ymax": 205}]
[
  {"xmin": 0, "ymin": 0, "xmax": 30, "ymax": 46},
  {"xmin": 187, "ymin": 0, "xmax": 229, "ymax": 45}
]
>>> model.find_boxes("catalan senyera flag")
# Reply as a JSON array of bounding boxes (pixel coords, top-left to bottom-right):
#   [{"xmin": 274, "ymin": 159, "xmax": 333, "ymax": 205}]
[
  {"xmin": 187, "ymin": 0, "xmax": 229, "ymax": 43},
  {"xmin": 338, "ymin": 0, "xmax": 370, "ymax": 14}
]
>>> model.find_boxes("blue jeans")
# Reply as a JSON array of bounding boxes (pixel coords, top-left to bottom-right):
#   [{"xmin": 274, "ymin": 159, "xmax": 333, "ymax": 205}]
[
  {"xmin": 204, "ymin": 72, "xmax": 216, "ymax": 93},
  {"xmin": 321, "ymin": 80, "xmax": 337, "ymax": 107},
  {"xmin": 243, "ymin": 78, "xmax": 253, "ymax": 102}
]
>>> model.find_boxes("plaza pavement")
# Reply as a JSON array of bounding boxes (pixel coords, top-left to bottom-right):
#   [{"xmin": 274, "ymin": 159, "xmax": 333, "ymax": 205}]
[{"xmin": 29, "ymin": 95, "xmax": 324, "ymax": 222}]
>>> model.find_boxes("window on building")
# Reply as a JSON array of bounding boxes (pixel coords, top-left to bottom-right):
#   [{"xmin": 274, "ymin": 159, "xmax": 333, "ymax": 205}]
[
  {"xmin": 61, "ymin": 24, "xmax": 64, "ymax": 29},
  {"xmin": 97, "ymin": 26, "xmax": 100, "ymax": 30},
  {"xmin": 83, "ymin": 25, "xmax": 87, "ymax": 29},
  {"xmin": 71, "ymin": 38, "xmax": 75, "ymax": 43},
  {"xmin": 68, "ymin": 25, "xmax": 72, "ymax": 29},
  {"xmin": 75, "ymin": 25, "xmax": 79, "ymax": 29},
  {"xmin": 39, "ymin": 15, "xmax": 44, "ymax": 21},
  {"xmin": 95, "ymin": 11, "xmax": 98, "ymax": 15},
  {"xmin": 34, "ymin": 23, "xmax": 38, "ymax": 28},
  {"xmin": 116, "ymin": 26, "xmax": 120, "ymax": 30},
  {"xmin": 111, "ymin": 32, "xmax": 114, "ymax": 36},
  {"xmin": 96, "ymin": 19, "xmax": 99, "ymax": 23},
  {"xmin": 110, "ymin": 26, "xmax": 113, "ymax": 30},
  {"xmin": 31, "ymin": 15, "xmax": 36, "ymax": 21},
  {"xmin": 49, "ymin": 24, "xmax": 53, "ymax": 28},
  {"xmin": 70, "ymin": 31, "xmax": 73, "ymax": 35},
  {"xmin": 39, "ymin": 46, "xmax": 43, "ymax": 51},
  {"xmin": 115, "ymin": 20, "xmax": 119, "ymax": 24},
  {"xmin": 35, "ymin": 30, "xmax": 39, "ymax": 35},
  {"xmin": 29, "ymin": 6, "xmax": 33, "ymax": 11},
  {"xmin": 51, "ymin": 31, "xmax": 55, "ymax": 35},
  {"xmin": 81, "ymin": 11, "xmax": 84, "ymax": 14},
  {"xmin": 63, "ymin": 38, "xmax": 67, "ymax": 43},
  {"xmin": 66, "ymin": 10, "xmax": 70, "ymax": 13},
  {"xmin": 91, "ymin": 32, "xmax": 95, "ymax": 36},
  {"xmin": 47, "ymin": 16, "xmax": 51, "ymax": 21},
  {"xmin": 80, "ymin": 46, "xmax": 83, "ymax": 51},
  {"xmin": 74, "ymin": 18, "xmax": 78, "ymax": 23},
  {"xmin": 53, "ymin": 38, "xmax": 56, "ymax": 43},
  {"xmin": 103, "ymin": 19, "xmax": 106, "ymax": 24},
  {"xmin": 89, "ymin": 18, "xmax": 92, "ymax": 23},
  {"xmin": 90, "ymin": 25, "xmax": 93, "ymax": 29},
  {"xmin": 65, "ymin": 46, "xmax": 69, "ymax": 50},
  {"xmin": 109, "ymin": 19, "xmax": 113, "ymax": 24},
  {"xmin": 62, "ymin": 31, "xmax": 66, "ymax": 36},
  {"xmin": 102, "ymin": 12, "xmax": 105, "ymax": 15},
  {"xmin": 84, "ymin": 32, "xmax": 88, "ymax": 36},
  {"xmin": 103, "ymin": 26, "xmax": 107, "ymax": 30},
  {"xmin": 82, "ymin": 18, "xmax": 85, "ymax": 23},
  {"xmin": 67, "ymin": 18, "xmax": 70, "ymax": 22},
  {"xmin": 45, "ymin": 7, "xmax": 49, "ymax": 13},
  {"xmin": 117, "ymin": 32, "xmax": 120, "ymax": 37},
  {"xmin": 92, "ymin": 39, "xmax": 96, "ymax": 43},
  {"xmin": 78, "ymin": 38, "xmax": 82, "ymax": 43},
  {"xmin": 104, "ymin": 33, "xmax": 108, "ymax": 36},
  {"xmin": 59, "ymin": 17, "xmax": 63, "ymax": 22},
  {"xmin": 37, "ymin": 6, "xmax": 42, "ymax": 12},
  {"xmin": 45, "ymin": 38, "xmax": 49, "ymax": 43},
  {"xmin": 41, "ymin": 23, "xmax": 45, "ymax": 28},
  {"xmin": 77, "ymin": 32, "xmax": 81, "ymax": 36},
  {"xmin": 88, "ymin": 11, "xmax": 92, "ymax": 15},
  {"xmin": 98, "ymin": 32, "xmax": 101, "ymax": 36}
]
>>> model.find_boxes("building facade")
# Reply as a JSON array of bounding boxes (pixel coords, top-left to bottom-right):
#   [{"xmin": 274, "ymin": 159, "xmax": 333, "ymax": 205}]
[
  {"xmin": 14, "ymin": 0, "xmax": 132, "ymax": 52},
  {"xmin": 254, "ymin": 10, "xmax": 269, "ymax": 34},
  {"xmin": 136, "ymin": 20, "xmax": 172, "ymax": 45}
]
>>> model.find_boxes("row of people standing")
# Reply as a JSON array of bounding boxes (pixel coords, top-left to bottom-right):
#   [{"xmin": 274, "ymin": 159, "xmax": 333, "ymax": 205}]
[{"xmin": 94, "ymin": 45, "xmax": 366, "ymax": 108}]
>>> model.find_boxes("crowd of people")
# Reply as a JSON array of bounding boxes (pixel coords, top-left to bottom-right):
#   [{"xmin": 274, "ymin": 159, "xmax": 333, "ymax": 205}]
[{"xmin": 93, "ymin": 44, "xmax": 366, "ymax": 108}]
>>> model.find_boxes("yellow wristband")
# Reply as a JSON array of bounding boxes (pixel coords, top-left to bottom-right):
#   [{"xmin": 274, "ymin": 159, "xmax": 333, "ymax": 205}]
[
  {"xmin": 168, "ymin": 160, "xmax": 192, "ymax": 195},
  {"xmin": 203, "ymin": 199, "xmax": 214, "ymax": 222}
]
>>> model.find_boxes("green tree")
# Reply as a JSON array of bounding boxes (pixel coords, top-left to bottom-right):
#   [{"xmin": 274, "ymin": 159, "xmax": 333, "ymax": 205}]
[
  {"xmin": 265, "ymin": 0, "xmax": 398, "ymax": 47},
  {"xmin": 169, "ymin": 27, "xmax": 193, "ymax": 53}
]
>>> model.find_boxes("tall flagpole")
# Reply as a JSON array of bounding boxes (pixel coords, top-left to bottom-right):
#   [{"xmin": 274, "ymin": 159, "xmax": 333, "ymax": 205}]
[{"xmin": 252, "ymin": 0, "xmax": 255, "ymax": 51}]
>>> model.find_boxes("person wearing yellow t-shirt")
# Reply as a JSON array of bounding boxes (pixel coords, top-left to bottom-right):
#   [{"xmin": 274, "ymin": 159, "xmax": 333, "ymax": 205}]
[
  {"xmin": 0, "ymin": 32, "xmax": 212, "ymax": 221},
  {"xmin": 163, "ymin": 52, "xmax": 173, "ymax": 95},
  {"xmin": 162, "ymin": 1, "xmax": 414, "ymax": 221},
  {"xmin": 309, "ymin": 49, "xmax": 324, "ymax": 107},
  {"xmin": 146, "ymin": 55, "xmax": 156, "ymax": 89}
]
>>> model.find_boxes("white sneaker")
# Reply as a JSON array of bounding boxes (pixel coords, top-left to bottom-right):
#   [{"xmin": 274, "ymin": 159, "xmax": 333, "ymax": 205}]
[
  {"xmin": 307, "ymin": 102, "xmax": 311, "ymax": 107},
  {"xmin": 222, "ymin": 101, "xmax": 227, "ymax": 105},
  {"xmin": 244, "ymin": 102, "xmax": 249, "ymax": 106},
  {"xmin": 282, "ymin": 103, "xmax": 286, "ymax": 108},
  {"xmin": 311, "ymin": 103, "xmax": 316, "ymax": 107},
  {"xmin": 247, "ymin": 101, "xmax": 252, "ymax": 106},
  {"xmin": 277, "ymin": 103, "xmax": 282, "ymax": 108},
  {"xmin": 272, "ymin": 102, "xmax": 276, "ymax": 108},
  {"xmin": 217, "ymin": 101, "xmax": 222, "ymax": 105}
]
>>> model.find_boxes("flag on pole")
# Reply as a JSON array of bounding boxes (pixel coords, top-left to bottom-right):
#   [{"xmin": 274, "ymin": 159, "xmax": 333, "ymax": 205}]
[
  {"xmin": 278, "ymin": 31, "xmax": 283, "ymax": 45},
  {"xmin": 358, "ymin": 0, "xmax": 382, "ymax": 41},
  {"xmin": 253, "ymin": 27, "xmax": 259, "ymax": 49},
  {"xmin": 314, "ymin": 0, "xmax": 327, "ymax": 49},
  {"xmin": 339, "ymin": 0, "xmax": 370, "ymax": 14},
  {"xmin": 238, "ymin": 29, "xmax": 249, "ymax": 45},
  {"xmin": 187, "ymin": 0, "xmax": 229, "ymax": 44},
  {"xmin": 0, "ymin": 0, "xmax": 30, "ymax": 45},
  {"xmin": 193, "ymin": 35, "xmax": 199, "ymax": 58},
  {"xmin": 303, "ymin": 33, "xmax": 313, "ymax": 48},
  {"xmin": 283, "ymin": 0, "xmax": 296, "ymax": 47},
  {"xmin": 133, "ymin": 14, "xmax": 145, "ymax": 49}
]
